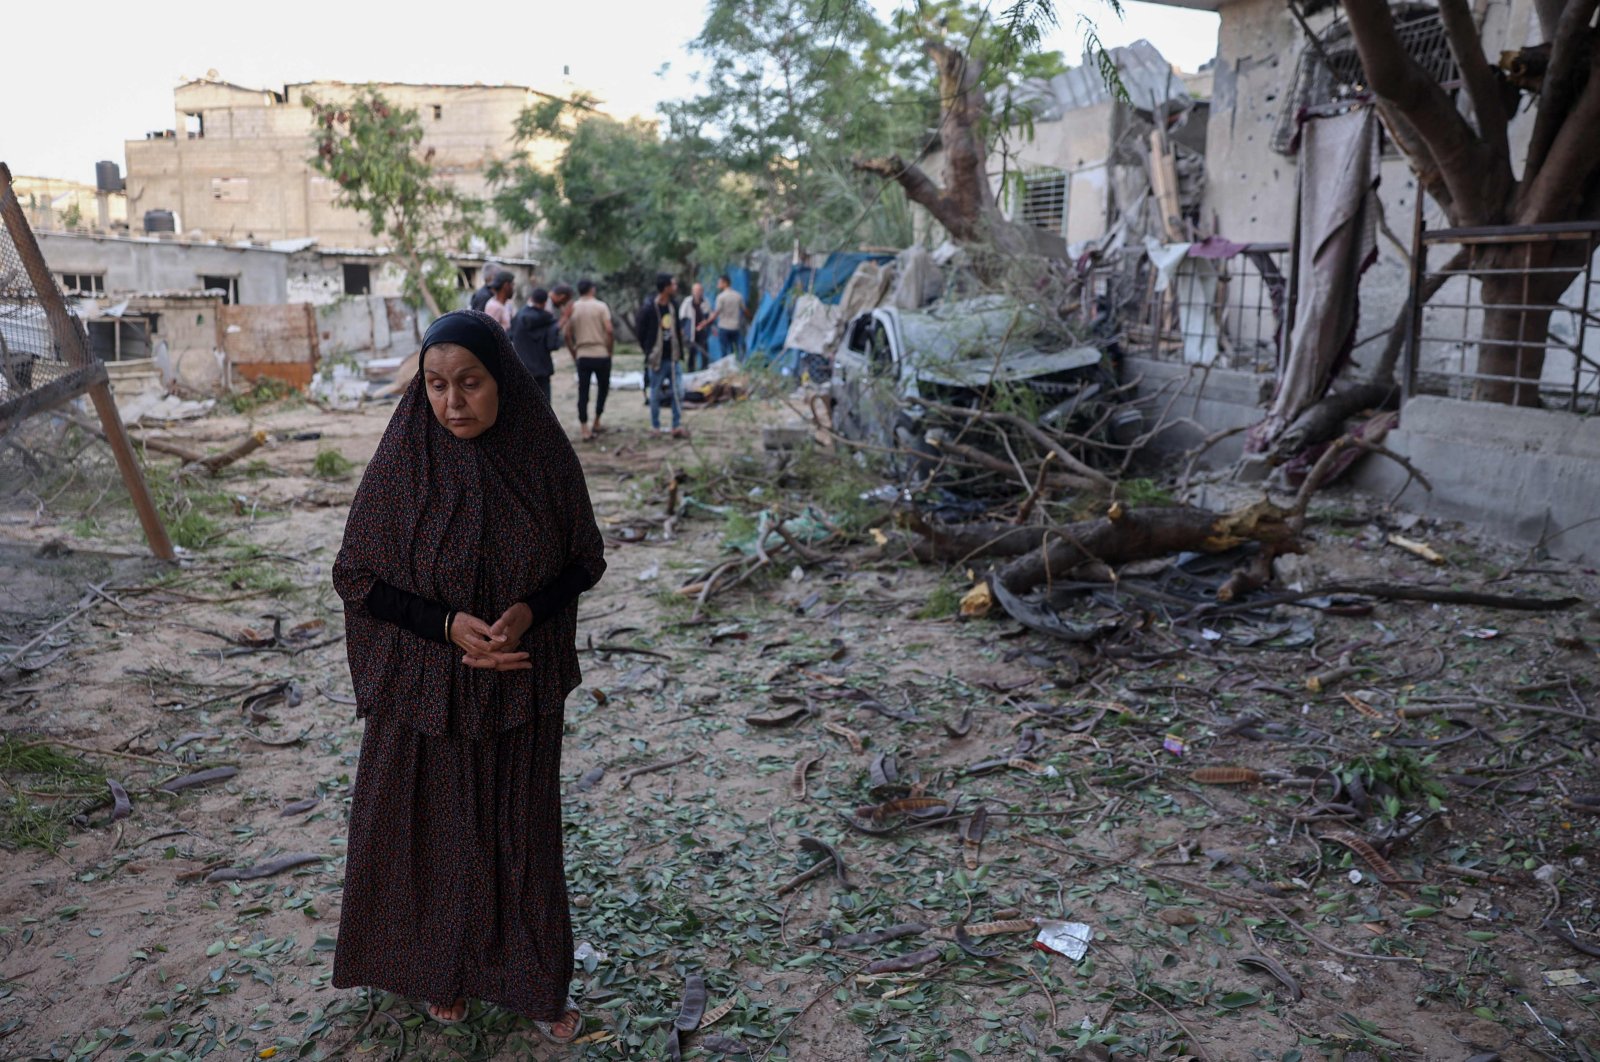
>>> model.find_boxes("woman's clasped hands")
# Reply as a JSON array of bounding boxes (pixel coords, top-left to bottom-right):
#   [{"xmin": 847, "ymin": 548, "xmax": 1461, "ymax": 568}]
[{"xmin": 449, "ymin": 604, "xmax": 535, "ymax": 670}]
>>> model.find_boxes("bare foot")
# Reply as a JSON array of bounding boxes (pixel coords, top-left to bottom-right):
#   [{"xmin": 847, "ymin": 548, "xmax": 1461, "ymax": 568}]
[
  {"xmin": 427, "ymin": 998, "xmax": 467, "ymax": 1023},
  {"xmin": 549, "ymin": 1005, "xmax": 581, "ymax": 1040}
]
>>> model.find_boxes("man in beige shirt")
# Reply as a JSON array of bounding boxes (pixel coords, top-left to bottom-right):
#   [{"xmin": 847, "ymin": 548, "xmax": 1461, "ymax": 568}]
[
  {"xmin": 714, "ymin": 274, "xmax": 749, "ymax": 361},
  {"xmin": 484, "ymin": 271, "xmax": 515, "ymax": 330},
  {"xmin": 562, "ymin": 278, "xmax": 614, "ymax": 440}
]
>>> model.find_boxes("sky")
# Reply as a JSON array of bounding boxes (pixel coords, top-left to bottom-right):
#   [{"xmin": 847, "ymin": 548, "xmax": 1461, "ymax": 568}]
[{"xmin": 0, "ymin": 0, "xmax": 1220, "ymax": 183}]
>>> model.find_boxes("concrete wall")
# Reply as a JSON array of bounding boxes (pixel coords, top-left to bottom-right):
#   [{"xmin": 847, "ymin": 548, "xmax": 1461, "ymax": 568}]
[
  {"xmin": 1353, "ymin": 397, "xmax": 1600, "ymax": 562},
  {"xmin": 125, "ymin": 79, "xmax": 565, "ymax": 249},
  {"xmin": 314, "ymin": 296, "xmax": 420, "ymax": 360},
  {"xmin": 36, "ymin": 230, "xmax": 289, "ymax": 304},
  {"xmin": 1125, "ymin": 354, "xmax": 1274, "ymax": 466}
]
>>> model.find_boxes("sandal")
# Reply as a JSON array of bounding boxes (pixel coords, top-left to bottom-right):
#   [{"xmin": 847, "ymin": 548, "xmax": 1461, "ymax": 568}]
[
  {"xmin": 533, "ymin": 996, "xmax": 582, "ymax": 1044},
  {"xmin": 426, "ymin": 998, "xmax": 467, "ymax": 1025}
]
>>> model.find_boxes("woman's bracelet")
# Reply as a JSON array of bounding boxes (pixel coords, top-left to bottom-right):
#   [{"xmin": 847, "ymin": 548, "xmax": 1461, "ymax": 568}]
[{"xmin": 443, "ymin": 610, "xmax": 454, "ymax": 643}]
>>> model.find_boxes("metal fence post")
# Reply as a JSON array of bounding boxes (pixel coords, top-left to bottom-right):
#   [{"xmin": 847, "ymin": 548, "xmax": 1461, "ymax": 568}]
[{"xmin": 1403, "ymin": 191, "xmax": 1427, "ymax": 403}]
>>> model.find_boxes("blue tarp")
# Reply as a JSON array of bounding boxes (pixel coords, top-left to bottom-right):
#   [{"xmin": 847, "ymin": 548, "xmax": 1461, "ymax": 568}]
[{"xmin": 746, "ymin": 252, "xmax": 893, "ymax": 374}]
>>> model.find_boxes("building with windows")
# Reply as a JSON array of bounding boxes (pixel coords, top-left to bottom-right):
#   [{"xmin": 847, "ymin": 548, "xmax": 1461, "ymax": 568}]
[{"xmin": 123, "ymin": 75, "xmax": 567, "ymax": 250}]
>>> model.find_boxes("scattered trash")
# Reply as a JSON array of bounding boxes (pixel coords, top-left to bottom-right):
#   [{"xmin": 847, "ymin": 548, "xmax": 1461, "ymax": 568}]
[
  {"xmin": 309, "ymin": 362, "xmax": 373, "ymax": 410},
  {"xmin": 1162, "ymin": 733, "xmax": 1186, "ymax": 756},
  {"xmin": 1461, "ymin": 627, "xmax": 1500, "ymax": 639},
  {"xmin": 959, "ymin": 581, "xmax": 993, "ymax": 618},
  {"xmin": 1033, "ymin": 921, "xmax": 1092, "ymax": 960},
  {"xmin": 574, "ymin": 941, "xmax": 609, "ymax": 964},
  {"xmin": 638, "ymin": 563, "xmax": 661, "ymax": 582},
  {"xmin": 1542, "ymin": 969, "xmax": 1589, "ymax": 988},
  {"xmin": 1388, "ymin": 534, "xmax": 1445, "ymax": 565}
]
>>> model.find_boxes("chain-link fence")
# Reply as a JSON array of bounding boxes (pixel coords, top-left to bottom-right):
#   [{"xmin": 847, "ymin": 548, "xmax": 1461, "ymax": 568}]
[{"xmin": 1, "ymin": 164, "xmax": 103, "ymax": 430}]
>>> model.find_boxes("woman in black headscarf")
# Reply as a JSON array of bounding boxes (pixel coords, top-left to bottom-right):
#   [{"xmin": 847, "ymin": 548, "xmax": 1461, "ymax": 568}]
[{"xmin": 331, "ymin": 310, "xmax": 605, "ymax": 1039}]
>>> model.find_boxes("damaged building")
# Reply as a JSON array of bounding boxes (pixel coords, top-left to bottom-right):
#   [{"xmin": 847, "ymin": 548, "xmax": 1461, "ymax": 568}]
[
  {"xmin": 123, "ymin": 74, "xmax": 565, "ymax": 251},
  {"xmin": 33, "ymin": 227, "xmax": 535, "ymax": 394}
]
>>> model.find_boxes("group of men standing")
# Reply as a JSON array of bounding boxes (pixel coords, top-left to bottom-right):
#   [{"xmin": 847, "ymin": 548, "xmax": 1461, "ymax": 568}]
[{"xmin": 469, "ymin": 268, "xmax": 749, "ymax": 442}]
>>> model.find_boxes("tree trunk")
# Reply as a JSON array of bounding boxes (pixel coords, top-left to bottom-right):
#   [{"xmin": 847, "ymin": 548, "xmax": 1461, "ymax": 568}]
[
  {"xmin": 937, "ymin": 501, "xmax": 1301, "ymax": 594},
  {"xmin": 1475, "ymin": 276, "xmax": 1556, "ymax": 406},
  {"xmin": 1471, "ymin": 239, "xmax": 1588, "ymax": 405},
  {"xmin": 853, "ymin": 40, "xmax": 1066, "ymax": 264}
]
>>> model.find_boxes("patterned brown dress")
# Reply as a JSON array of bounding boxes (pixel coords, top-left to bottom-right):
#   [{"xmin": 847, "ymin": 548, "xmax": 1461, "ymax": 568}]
[{"xmin": 331, "ymin": 311, "xmax": 605, "ymax": 1019}]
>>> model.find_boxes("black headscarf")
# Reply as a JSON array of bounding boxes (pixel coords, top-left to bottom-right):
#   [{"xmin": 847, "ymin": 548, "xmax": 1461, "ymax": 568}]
[{"xmin": 333, "ymin": 310, "xmax": 605, "ymax": 739}]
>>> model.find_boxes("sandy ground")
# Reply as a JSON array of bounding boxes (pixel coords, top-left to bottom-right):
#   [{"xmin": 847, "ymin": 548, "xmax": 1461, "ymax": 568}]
[{"xmin": 1, "ymin": 355, "xmax": 1597, "ymax": 1061}]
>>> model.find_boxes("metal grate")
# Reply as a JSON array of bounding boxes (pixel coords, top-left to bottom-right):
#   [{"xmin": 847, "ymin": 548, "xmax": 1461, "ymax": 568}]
[
  {"xmin": 1272, "ymin": 8, "xmax": 1459, "ymax": 155},
  {"xmin": 1019, "ymin": 171, "xmax": 1068, "ymax": 236},
  {"xmin": 1406, "ymin": 221, "xmax": 1600, "ymax": 412},
  {"xmin": 1121, "ymin": 244, "xmax": 1292, "ymax": 371}
]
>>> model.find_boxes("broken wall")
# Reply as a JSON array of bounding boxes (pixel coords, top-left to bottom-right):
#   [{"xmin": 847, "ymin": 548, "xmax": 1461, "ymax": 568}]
[
  {"xmin": 1200, "ymin": 0, "xmax": 1560, "ymax": 382},
  {"xmin": 36, "ymin": 230, "xmax": 290, "ymax": 304},
  {"xmin": 221, "ymin": 303, "xmax": 319, "ymax": 388},
  {"xmin": 314, "ymin": 296, "xmax": 420, "ymax": 360}
]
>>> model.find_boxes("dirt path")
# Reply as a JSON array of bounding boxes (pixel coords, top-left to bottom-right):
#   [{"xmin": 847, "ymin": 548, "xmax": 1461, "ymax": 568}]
[{"xmin": 1, "ymin": 360, "xmax": 1597, "ymax": 1061}]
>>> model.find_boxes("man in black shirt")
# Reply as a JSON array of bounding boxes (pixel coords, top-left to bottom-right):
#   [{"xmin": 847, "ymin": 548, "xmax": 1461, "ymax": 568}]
[
  {"xmin": 509, "ymin": 286, "xmax": 561, "ymax": 402},
  {"xmin": 468, "ymin": 262, "xmax": 500, "ymax": 312},
  {"xmin": 636, "ymin": 273, "xmax": 687, "ymax": 438}
]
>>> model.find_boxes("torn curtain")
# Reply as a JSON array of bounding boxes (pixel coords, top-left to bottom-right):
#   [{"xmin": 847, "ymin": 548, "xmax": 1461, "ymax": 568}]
[{"xmin": 1253, "ymin": 108, "xmax": 1381, "ymax": 450}]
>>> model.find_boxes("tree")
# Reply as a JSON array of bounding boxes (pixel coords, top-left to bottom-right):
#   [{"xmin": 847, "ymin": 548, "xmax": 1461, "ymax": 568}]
[
  {"xmin": 489, "ymin": 95, "xmax": 758, "ymax": 317},
  {"xmin": 1341, "ymin": 0, "xmax": 1600, "ymax": 405},
  {"xmin": 850, "ymin": 1, "xmax": 1080, "ymax": 267},
  {"xmin": 306, "ymin": 88, "xmax": 500, "ymax": 315},
  {"xmin": 674, "ymin": 0, "xmax": 926, "ymax": 249}
]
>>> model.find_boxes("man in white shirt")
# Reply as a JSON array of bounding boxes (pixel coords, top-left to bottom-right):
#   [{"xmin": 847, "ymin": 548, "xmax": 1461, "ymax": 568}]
[{"xmin": 679, "ymin": 282, "xmax": 713, "ymax": 371}]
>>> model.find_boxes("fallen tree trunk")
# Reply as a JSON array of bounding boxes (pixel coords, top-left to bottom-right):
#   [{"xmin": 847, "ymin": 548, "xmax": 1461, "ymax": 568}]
[
  {"xmin": 996, "ymin": 500, "xmax": 1298, "ymax": 594},
  {"xmin": 909, "ymin": 501, "xmax": 1298, "ymax": 592}
]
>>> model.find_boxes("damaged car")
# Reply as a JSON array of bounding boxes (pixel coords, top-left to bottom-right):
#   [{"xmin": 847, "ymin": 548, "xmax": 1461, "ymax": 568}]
[{"xmin": 830, "ymin": 294, "xmax": 1132, "ymax": 479}]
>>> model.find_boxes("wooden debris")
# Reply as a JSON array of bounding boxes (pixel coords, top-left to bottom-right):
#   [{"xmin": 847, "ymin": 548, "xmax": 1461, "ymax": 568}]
[
  {"xmin": 824, "ymin": 720, "xmax": 865, "ymax": 753},
  {"xmin": 618, "ymin": 753, "xmax": 695, "ymax": 788},
  {"xmin": 1388, "ymin": 534, "xmax": 1445, "ymax": 565},
  {"xmin": 159, "ymin": 766, "xmax": 239, "ymax": 793},
  {"xmin": 204, "ymin": 852, "xmax": 325, "ymax": 883},
  {"xmin": 1190, "ymin": 767, "xmax": 1263, "ymax": 786},
  {"xmin": 1321, "ymin": 831, "xmax": 1418, "ymax": 885},
  {"xmin": 791, "ymin": 754, "xmax": 822, "ymax": 800}
]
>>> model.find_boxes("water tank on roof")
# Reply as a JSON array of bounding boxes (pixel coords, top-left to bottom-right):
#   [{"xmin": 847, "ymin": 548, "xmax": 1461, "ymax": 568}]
[
  {"xmin": 144, "ymin": 209, "xmax": 177, "ymax": 233},
  {"xmin": 95, "ymin": 161, "xmax": 124, "ymax": 193}
]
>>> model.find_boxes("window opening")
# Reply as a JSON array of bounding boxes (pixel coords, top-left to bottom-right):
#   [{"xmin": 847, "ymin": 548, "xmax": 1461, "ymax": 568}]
[
  {"xmin": 59, "ymin": 273, "xmax": 105, "ymax": 294},
  {"xmin": 342, "ymin": 263, "xmax": 372, "ymax": 295},
  {"xmin": 200, "ymin": 275, "xmax": 238, "ymax": 304}
]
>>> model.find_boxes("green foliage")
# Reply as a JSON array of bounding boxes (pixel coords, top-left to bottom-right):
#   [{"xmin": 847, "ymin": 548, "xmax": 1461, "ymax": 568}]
[
  {"xmin": 311, "ymin": 447, "xmax": 355, "ymax": 480},
  {"xmin": 1117, "ymin": 477, "xmax": 1173, "ymax": 506},
  {"xmin": 307, "ymin": 88, "xmax": 501, "ymax": 313},
  {"xmin": 511, "ymin": 0, "xmax": 1090, "ymax": 276},
  {"xmin": 914, "ymin": 580, "xmax": 964, "ymax": 619},
  {"xmin": 226, "ymin": 376, "xmax": 297, "ymax": 415},
  {"xmin": 491, "ymin": 96, "xmax": 758, "ymax": 314},
  {"xmin": 0, "ymin": 739, "xmax": 107, "ymax": 851}
]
